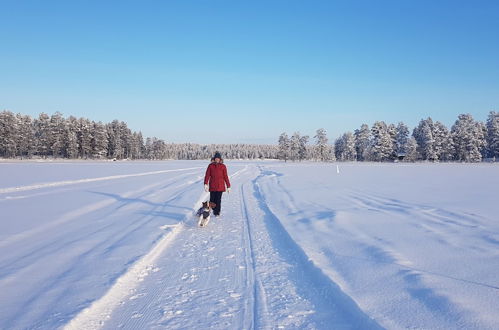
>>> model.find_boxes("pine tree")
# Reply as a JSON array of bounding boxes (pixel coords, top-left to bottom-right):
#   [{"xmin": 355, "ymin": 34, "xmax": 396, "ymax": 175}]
[
  {"xmin": 404, "ymin": 137, "xmax": 419, "ymax": 162},
  {"xmin": 433, "ymin": 121, "xmax": 453, "ymax": 161},
  {"xmin": 370, "ymin": 121, "xmax": 393, "ymax": 161},
  {"xmin": 486, "ymin": 111, "xmax": 499, "ymax": 159},
  {"xmin": 289, "ymin": 132, "xmax": 301, "ymax": 161},
  {"xmin": 480, "ymin": 122, "xmax": 488, "ymax": 160},
  {"xmin": 0, "ymin": 111, "xmax": 18, "ymax": 157},
  {"xmin": 388, "ymin": 123, "xmax": 398, "ymax": 159},
  {"xmin": 137, "ymin": 132, "xmax": 146, "ymax": 158},
  {"xmin": 119, "ymin": 122, "xmax": 133, "ymax": 159},
  {"xmin": 77, "ymin": 118, "xmax": 93, "ymax": 159},
  {"xmin": 298, "ymin": 135, "xmax": 309, "ymax": 161},
  {"xmin": 130, "ymin": 132, "xmax": 144, "ymax": 159},
  {"xmin": 354, "ymin": 124, "xmax": 371, "ymax": 161},
  {"xmin": 92, "ymin": 121, "xmax": 109, "ymax": 158},
  {"xmin": 34, "ymin": 113, "xmax": 51, "ymax": 158},
  {"xmin": 49, "ymin": 112, "xmax": 65, "ymax": 158},
  {"xmin": 334, "ymin": 132, "xmax": 355, "ymax": 161},
  {"xmin": 16, "ymin": 113, "xmax": 35, "ymax": 158},
  {"xmin": 413, "ymin": 118, "xmax": 437, "ymax": 161},
  {"xmin": 278, "ymin": 132, "xmax": 290, "ymax": 162},
  {"xmin": 344, "ymin": 132, "xmax": 356, "ymax": 161},
  {"xmin": 334, "ymin": 136, "xmax": 343, "ymax": 161},
  {"xmin": 451, "ymin": 114, "xmax": 486, "ymax": 162},
  {"xmin": 107, "ymin": 120, "xmax": 124, "ymax": 159},
  {"xmin": 395, "ymin": 122, "xmax": 409, "ymax": 156},
  {"xmin": 63, "ymin": 116, "xmax": 78, "ymax": 158},
  {"xmin": 314, "ymin": 128, "xmax": 330, "ymax": 161}
]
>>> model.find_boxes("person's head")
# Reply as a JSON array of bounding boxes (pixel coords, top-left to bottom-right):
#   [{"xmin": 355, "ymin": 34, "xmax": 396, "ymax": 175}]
[{"xmin": 213, "ymin": 152, "xmax": 222, "ymax": 163}]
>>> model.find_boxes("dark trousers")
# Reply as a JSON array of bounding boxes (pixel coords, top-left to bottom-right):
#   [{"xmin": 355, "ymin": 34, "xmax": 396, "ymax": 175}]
[{"xmin": 210, "ymin": 191, "xmax": 223, "ymax": 215}]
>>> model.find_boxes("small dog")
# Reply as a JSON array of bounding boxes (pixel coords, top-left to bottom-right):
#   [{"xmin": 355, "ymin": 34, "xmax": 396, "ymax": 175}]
[{"xmin": 196, "ymin": 201, "xmax": 216, "ymax": 227}]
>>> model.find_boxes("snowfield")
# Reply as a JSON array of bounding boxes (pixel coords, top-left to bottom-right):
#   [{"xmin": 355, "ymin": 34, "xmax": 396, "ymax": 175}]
[{"xmin": 0, "ymin": 160, "xmax": 498, "ymax": 329}]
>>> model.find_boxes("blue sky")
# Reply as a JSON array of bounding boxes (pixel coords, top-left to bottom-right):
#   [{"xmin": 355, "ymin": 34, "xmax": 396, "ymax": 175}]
[{"xmin": 1, "ymin": 1, "xmax": 498, "ymax": 144}]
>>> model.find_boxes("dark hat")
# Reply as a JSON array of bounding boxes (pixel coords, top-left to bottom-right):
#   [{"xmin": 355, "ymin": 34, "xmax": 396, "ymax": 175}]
[{"xmin": 213, "ymin": 152, "xmax": 222, "ymax": 159}]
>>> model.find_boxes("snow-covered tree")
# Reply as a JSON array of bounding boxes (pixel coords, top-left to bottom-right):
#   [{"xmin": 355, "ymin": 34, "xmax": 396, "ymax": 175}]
[
  {"xmin": 278, "ymin": 132, "xmax": 290, "ymax": 162},
  {"xmin": 451, "ymin": 114, "xmax": 486, "ymax": 162},
  {"xmin": 119, "ymin": 122, "xmax": 133, "ymax": 159},
  {"xmin": 433, "ymin": 121, "xmax": 453, "ymax": 161},
  {"xmin": 147, "ymin": 137, "xmax": 167, "ymax": 159},
  {"xmin": 486, "ymin": 111, "xmax": 499, "ymax": 160},
  {"xmin": 0, "ymin": 111, "xmax": 18, "ymax": 157},
  {"xmin": 49, "ymin": 112, "xmax": 65, "ymax": 158},
  {"xmin": 395, "ymin": 122, "xmax": 410, "ymax": 156},
  {"xmin": 413, "ymin": 118, "xmax": 437, "ymax": 161},
  {"xmin": 335, "ymin": 132, "xmax": 356, "ymax": 161},
  {"xmin": 313, "ymin": 128, "xmax": 331, "ymax": 161},
  {"xmin": 404, "ymin": 137, "xmax": 419, "ymax": 162},
  {"xmin": 298, "ymin": 135, "xmax": 309, "ymax": 161},
  {"xmin": 77, "ymin": 118, "xmax": 93, "ymax": 159},
  {"xmin": 354, "ymin": 124, "xmax": 370, "ymax": 161},
  {"xmin": 65, "ymin": 123, "xmax": 79, "ymax": 159},
  {"xmin": 370, "ymin": 121, "xmax": 393, "ymax": 161},
  {"xmin": 107, "ymin": 120, "xmax": 124, "ymax": 159},
  {"xmin": 34, "ymin": 113, "xmax": 51, "ymax": 157},
  {"xmin": 388, "ymin": 123, "xmax": 398, "ymax": 158},
  {"xmin": 16, "ymin": 113, "xmax": 35, "ymax": 158},
  {"xmin": 413, "ymin": 118, "xmax": 454, "ymax": 161},
  {"xmin": 92, "ymin": 121, "xmax": 109, "ymax": 158},
  {"xmin": 289, "ymin": 132, "xmax": 301, "ymax": 161},
  {"xmin": 130, "ymin": 131, "xmax": 144, "ymax": 159}
]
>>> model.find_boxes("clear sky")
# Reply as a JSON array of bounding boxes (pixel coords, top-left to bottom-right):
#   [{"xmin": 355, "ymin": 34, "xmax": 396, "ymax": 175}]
[{"xmin": 1, "ymin": 0, "xmax": 498, "ymax": 144}]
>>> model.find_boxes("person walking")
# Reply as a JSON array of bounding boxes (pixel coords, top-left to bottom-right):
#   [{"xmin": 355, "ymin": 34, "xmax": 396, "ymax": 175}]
[{"xmin": 204, "ymin": 152, "xmax": 231, "ymax": 217}]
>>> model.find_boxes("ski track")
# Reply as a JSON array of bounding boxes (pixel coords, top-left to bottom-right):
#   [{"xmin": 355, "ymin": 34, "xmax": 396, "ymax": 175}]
[
  {"xmin": 254, "ymin": 169, "xmax": 499, "ymax": 329},
  {"xmin": 1, "ymin": 170, "xmax": 204, "ymax": 330},
  {"xmin": 67, "ymin": 164, "xmax": 381, "ymax": 330},
  {"xmin": 0, "ymin": 166, "xmax": 204, "ymax": 194},
  {"xmin": 0, "ymin": 173, "xmax": 190, "ymax": 277},
  {"xmin": 64, "ymin": 166, "xmax": 252, "ymax": 329},
  {"xmin": 0, "ymin": 171, "xmax": 200, "ymax": 249},
  {"xmin": 5, "ymin": 162, "xmax": 496, "ymax": 329},
  {"xmin": 250, "ymin": 168, "xmax": 382, "ymax": 329}
]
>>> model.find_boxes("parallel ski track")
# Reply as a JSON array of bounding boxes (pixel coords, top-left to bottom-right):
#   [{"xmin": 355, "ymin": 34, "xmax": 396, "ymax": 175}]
[
  {"xmin": 0, "ymin": 166, "xmax": 204, "ymax": 194},
  {"xmin": 240, "ymin": 183, "xmax": 270, "ymax": 330},
  {"xmin": 0, "ymin": 170, "xmax": 201, "ymax": 250},
  {"xmin": 63, "ymin": 165, "xmax": 250, "ymax": 330},
  {"xmin": 252, "ymin": 167, "xmax": 383, "ymax": 329},
  {"xmin": 2, "ymin": 172, "xmax": 205, "ymax": 329}
]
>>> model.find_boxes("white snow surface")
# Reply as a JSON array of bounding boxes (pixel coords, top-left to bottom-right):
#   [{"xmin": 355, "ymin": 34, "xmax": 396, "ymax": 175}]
[{"xmin": 0, "ymin": 160, "xmax": 498, "ymax": 329}]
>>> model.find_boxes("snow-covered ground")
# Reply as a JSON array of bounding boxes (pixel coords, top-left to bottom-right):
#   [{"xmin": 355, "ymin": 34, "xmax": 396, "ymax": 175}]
[{"xmin": 0, "ymin": 160, "xmax": 498, "ymax": 329}]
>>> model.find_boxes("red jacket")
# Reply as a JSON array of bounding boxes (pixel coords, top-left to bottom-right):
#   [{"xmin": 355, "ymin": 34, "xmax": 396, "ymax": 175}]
[{"xmin": 204, "ymin": 162, "xmax": 231, "ymax": 192}]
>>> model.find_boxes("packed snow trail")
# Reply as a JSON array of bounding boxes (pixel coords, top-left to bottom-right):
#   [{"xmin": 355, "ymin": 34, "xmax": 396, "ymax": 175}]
[
  {"xmin": 67, "ymin": 164, "xmax": 380, "ymax": 329},
  {"xmin": 0, "ymin": 166, "xmax": 204, "ymax": 194},
  {"xmin": 2, "ymin": 161, "xmax": 498, "ymax": 329},
  {"xmin": 0, "ymin": 165, "xmax": 206, "ymax": 329},
  {"xmin": 255, "ymin": 162, "xmax": 499, "ymax": 329}
]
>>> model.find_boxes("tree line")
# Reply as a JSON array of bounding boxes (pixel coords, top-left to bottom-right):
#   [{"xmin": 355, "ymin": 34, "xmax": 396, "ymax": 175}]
[
  {"xmin": 278, "ymin": 112, "xmax": 499, "ymax": 163},
  {"xmin": 0, "ymin": 111, "xmax": 277, "ymax": 160},
  {"xmin": 1, "ymin": 110, "xmax": 498, "ymax": 162}
]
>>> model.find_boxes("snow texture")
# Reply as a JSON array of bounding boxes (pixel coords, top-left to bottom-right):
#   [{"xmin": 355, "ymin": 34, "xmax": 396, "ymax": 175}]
[{"xmin": 0, "ymin": 160, "xmax": 498, "ymax": 329}]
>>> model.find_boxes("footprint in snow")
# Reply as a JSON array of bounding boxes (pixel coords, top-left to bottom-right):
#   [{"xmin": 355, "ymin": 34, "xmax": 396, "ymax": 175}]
[
  {"xmin": 162, "ymin": 310, "xmax": 183, "ymax": 319},
  {"xmin": 129, "ymin": 293, "xmax": 146, "ymax": 300}
]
